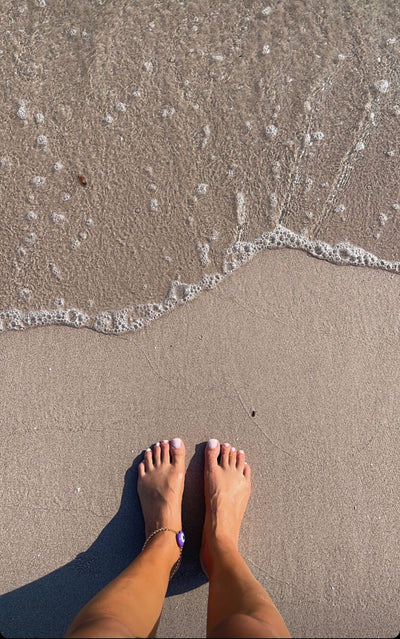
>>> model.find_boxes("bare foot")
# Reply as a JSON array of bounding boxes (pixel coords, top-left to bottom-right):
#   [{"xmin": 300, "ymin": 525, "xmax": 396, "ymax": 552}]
[
  {"xmin": 138, "ymin": 438, "xmax": 185, "ymax": 559},
  {"xmin": 201, "ymin": 439, "xmax": 251, "ymax": 577}
]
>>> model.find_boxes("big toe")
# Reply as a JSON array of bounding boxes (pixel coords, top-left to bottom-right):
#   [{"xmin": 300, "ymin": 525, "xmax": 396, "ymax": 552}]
[
  {"xmin": 170, "ymin": 437, "xmax": 185, "ymax": 468},
  {"xmin": 205, "ymin": 438, "xmax": 220, "ymax": 469}
]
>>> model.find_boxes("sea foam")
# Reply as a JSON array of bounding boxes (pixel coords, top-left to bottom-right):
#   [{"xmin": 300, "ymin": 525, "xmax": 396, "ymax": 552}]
[{"xmin": 1, "ymin": 225, "xmax": 399, "ymax": 334}]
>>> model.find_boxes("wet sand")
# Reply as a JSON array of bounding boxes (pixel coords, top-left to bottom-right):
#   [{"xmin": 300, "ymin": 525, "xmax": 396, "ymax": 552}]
[
  {"xmin": 1, "ymin": 249, "xmax": 399, "ymax": 638},
  {"xmin": 1, "ymin": 0, "xmax": 400, "ymax": 319}
]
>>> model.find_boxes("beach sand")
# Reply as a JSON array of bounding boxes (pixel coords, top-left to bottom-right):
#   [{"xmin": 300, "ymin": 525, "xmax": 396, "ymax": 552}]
[{"xmin": 1, "ymin": 249, "xmax": 399, "ymax": 638}]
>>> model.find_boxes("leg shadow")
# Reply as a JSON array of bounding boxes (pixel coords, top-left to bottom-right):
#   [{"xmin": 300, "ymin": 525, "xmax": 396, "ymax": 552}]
[{"xmin": 0, "ymin": 445, "xmax": 208, "ymax": 638}]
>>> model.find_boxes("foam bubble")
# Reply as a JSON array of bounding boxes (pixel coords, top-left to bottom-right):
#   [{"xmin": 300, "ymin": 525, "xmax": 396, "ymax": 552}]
[
  {"xmin": 265, "ymin": 124, "xmax": 278, "ymax": 137},
  {"xmin": 262, "ymin": 45, "xmax": 270, "ymax": 55},
  {"xmin": 374, "ymin": 79, "xmax": 389, "ymax": 93},
  {"xmin": 35, "ymin": 113, "xmax": 44, "ymax": 124},
  {"xmin": 32, "ymin": 176, "xmax": 45, "ymax": 186},
  {"xmin": 52, "ymin": 212, "xmax": 65, "ymax": 224},
  {"xmin": 197, "ymin": 242, "xmax": 210, "ymax": 266},
  {"xmin": 27, "ymin": 210, "xmax": 37, "ymax": 220},
  {"xmin": 355, "ymin": 141, "xmax": 365, "ymax": 151},
  {"xmin": 36, "ymin": 135, "xmax": 47, "ymax": 146},
  {"xmin": 53, "ymin": 161, "xmax": 63, "ymax": 171},
  {"xmin": 116, "ymin": 102, "xmax": 127, "ymax": 112},
  {"xmin": 236, "ymin": 192, "xmax": 246, "ymax": 225},
  {"xmin": 17, "ymin": 103, "xmax": 28, "ymax": 120},
  {"xmin": 197, "ymin": 183, "xmax": 208, "ymax": 195}
]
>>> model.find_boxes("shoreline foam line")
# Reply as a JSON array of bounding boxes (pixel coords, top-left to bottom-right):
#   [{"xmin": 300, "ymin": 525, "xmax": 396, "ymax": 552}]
[{"xmin": 1, "ymin": 225, "xmax": 399, "ymax": 335}]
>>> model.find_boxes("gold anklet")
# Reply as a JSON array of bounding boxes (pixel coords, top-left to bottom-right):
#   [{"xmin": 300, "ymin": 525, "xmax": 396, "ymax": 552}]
[{"xmin": 142, "ymin": 527, "xmax": 185, "ymax": 579}]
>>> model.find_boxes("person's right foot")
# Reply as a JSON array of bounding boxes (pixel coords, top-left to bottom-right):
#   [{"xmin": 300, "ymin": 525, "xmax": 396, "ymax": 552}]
[{"xmin": 200, "ymin": 439, "xmax": 251, "ymax": 577}]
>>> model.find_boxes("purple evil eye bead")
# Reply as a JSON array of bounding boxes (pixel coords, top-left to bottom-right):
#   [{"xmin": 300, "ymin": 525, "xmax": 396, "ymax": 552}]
[{"xmin": 176, "ymin": 530, "xmax": 185, "ymax": 548}]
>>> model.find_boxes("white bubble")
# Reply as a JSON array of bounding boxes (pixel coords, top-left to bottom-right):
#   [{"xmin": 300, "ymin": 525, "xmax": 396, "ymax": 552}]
[
  {"xmin": 386, "ymin": 37, "xmax": 396, "ymax": 45},
  {"xmin": 197, "ymin": 183, "xmax": 208, "ymax": 195},
  {"xmin": 161, "ymin": 106, "xmax": 175, "ymax": 118},
  {"xmin": 36, "ymin": 135, "xmax": 47, "ymax": 146},
  {"xmin": 355, "ymin": 141, "xmax": 365, "ymax": 151},
  {"xmin": 116, "ymin": 102, "xmax": 127, "ymax": 112},
  {"xmin": 27, "ymin": 210, "xmax": 37, "ymax": 220},
  {"xmin": 35, "ymin": 112, "xmax": 44, "ymax": 124},
  {"xmin": 19, "ymin": 288, "xmax": 32, "ymax": 302},
  {"xmin": 132, "ymin": 90, "xmax": 141, "ymax": 97},
  {"xmin": 374, "ymin": 79, "xmax": 389, "ymax": 93},
  {"xmin": 143, "ymin": 60, "xmax": 153, "ymax": 72},
  {"xmin": 32, "ymin": 176, "xmax": 45, "ymax": 186},
  {"xmin": 17, "ymin": 104, "xmax": 28, "ymax": 120},
  {"xmin": 24, "ymin": 232, "xmax": 37, "ymax": 244},
  {"xmin": 265, "ymin": 124, "xmax": 278, "ymax": 137},
  {"xmin": 150, "ymin": 199, "xmax": 158, "ymax": 210},
  {"xmin": 261, "ymin": 6, "xmax": 271, "ymax": 15},
  {"xmin": 52, "ymin": 212, "xmax": 65, "ymax": 224},
  {"xmin": 105, "ymin": 114, "xmax": 114, "ymax": 123},
  {"xmin": 262, "ymin": 45, "xmax": 270, "ymax": 55},
  {"xmin": 313, "ymin": 131, "xmax": 325, "ymax": 140},
  {"xmin": 334, "ymin": 204, "xmax": 346, "ymax": 213},
  {"xmin": 236, "ymin": 192, "xmax": 246, "ymax": 226},
  {"xmin": 61, "ymin": 193, "xmax": 71, "ymax": 201},
  {"xmin": 197, "ymin": 242, "xmax": 210, "ymax": 266},
  {"xmin": 54, "ymin": 161, "xmax": 63, "ymax": 171}
]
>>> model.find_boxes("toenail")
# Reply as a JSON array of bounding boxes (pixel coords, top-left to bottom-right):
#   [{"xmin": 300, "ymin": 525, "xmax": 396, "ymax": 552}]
[
  {"xmin": 146, "ymin": 448, "xmax": 151, "ymax": 452},
  {"xmin": 155, "ymin": 442, "xmax": 160, "ymax": 446},
  {"xmin": 239, "ymin": 449, "xmax": 244, "ymax": 454},
  {"xmin": 208, "ymin": 438, "xmax": 218, "ymax": 449},
  {"xmin": 224, "ymin": 442, "xmax": 230, "ymax": 447},
  {"xmin": 162, "ymin": 439, "xmax": 169, "ymax": 443},
  {"xmin": 231, "ymin": 447, "xmax": 236, "ymax": 452},
  {"xmin": 171, "ymin": 437, "xmax": 182, "ymax": 448}
]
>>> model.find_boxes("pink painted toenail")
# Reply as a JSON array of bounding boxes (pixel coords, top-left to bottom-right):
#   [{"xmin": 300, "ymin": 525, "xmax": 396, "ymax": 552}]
[
  {"xmin": 162, "ymin": 439, "xmax": 169, "ymax": 443},
  {"xmin": 208, "ymin": 438, "xmax": 218, "ymax": 449},
  {"xmin": 171, "ymin": 437, "xmax": 182, "ymax": 448}
]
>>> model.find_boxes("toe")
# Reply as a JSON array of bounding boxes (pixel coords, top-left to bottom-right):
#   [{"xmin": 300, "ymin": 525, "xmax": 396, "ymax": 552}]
[
  {"xmin": 170, "ymin": 438, "xmax": 185, "ymax": 468},
  {"xmin": 138, "ymin": 461, "xmax": 146, "ymax": 477},
  {"xmin": 205, "ymin": 438, "xmax": 220, "ymax": 470},
  {"xmin": 144, "ymin": 448, "xmax": 153, "ymax": 471},
  {"xmin": 220, "ymin": 443, "xmax": 231, "ymax": 468},
  {"xmin": 236, "ymin": 449, "xmax": 245, "ymax": 471},
  {"xmin": 161, "ymin": 439, "xmax": 170, "ymax": 464},
  {"xmin": 243, "ymin": 462, "xmax": 251, "ymax": 481},
  {"xmin": 153, "ymin": 442, "xmax": 161, "ymax": 466},
  {"xmin": 229, "ymin": 447, "xmax": 237, "ymax": 467}
]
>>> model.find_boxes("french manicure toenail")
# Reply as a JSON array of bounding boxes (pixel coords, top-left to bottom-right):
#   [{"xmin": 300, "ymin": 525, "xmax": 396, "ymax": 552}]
[
  {"xmin": 162, "ymin": 439, "xmax": 169, "ymax": 443},
  {"xmin": 231, "ymin": 447, "xmax": 236, "ymax": 452},
  {"xmin": 208, "ymin": 438, "xmax": 218, "ymax": 449},
  {"xmin": 155, "ymin": 442, "xmax": 160, "ymax": 446},
  {"xmin": 239, "ymin": 449, "xmax": 244, "ymax": 454},
  {"xmin": 171, "ymin": 437, "xmax": 182, "ymax": 448},
  {"xmin": 146, "ymin": 447, "xmax": 151, "ymax": 452},
  {"xmin": 224, "ymin": 442, "xmax": 230, "ymax": 447}
]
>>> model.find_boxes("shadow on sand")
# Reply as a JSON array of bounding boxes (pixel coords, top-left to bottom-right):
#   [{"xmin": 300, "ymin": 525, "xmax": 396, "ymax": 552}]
[{"xmin": 0, "ymin": 444, "xmax": 208, "ymax": 638}]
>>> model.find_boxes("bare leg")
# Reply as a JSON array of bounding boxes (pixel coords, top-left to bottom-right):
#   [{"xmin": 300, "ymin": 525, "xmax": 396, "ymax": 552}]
[
  {"xmin": 65, "ymin": 438, "xmax": 186, "ymax": 639},
  {"xmin": 201, "ymin": 439, "xmax": 291, "ymax": 639}
]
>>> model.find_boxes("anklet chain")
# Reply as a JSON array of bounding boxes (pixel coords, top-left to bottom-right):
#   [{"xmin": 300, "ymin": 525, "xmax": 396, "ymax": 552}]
[{"xmin": 142, "ymin": 527, "xmax": 185, "ymax": 579}]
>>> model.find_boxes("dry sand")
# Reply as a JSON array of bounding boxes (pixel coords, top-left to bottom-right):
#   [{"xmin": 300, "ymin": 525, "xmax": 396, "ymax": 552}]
[{"xmin": 1, "ymin": 249, "xmax": 399, "ymax": 638}]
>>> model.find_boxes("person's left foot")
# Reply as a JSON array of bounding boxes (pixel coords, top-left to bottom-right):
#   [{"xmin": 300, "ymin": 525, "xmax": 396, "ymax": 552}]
[{"xmin": 138, "ymin": 438, "xmax": 186, "ymax": 540}]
